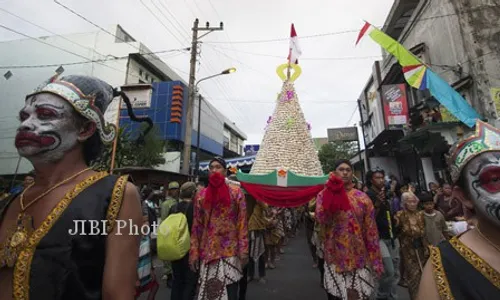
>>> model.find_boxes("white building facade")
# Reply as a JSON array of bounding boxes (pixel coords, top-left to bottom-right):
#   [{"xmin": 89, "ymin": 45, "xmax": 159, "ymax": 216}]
[{"xmin": 0, "ymin": 25, "xmax": 246, "ymax": 175}]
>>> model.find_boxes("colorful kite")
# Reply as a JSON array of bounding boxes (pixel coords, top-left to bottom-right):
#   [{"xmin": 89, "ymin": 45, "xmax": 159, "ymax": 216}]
[{"xmin": 356, "ymin": 22, "xmax": 480, "ymax": 128}]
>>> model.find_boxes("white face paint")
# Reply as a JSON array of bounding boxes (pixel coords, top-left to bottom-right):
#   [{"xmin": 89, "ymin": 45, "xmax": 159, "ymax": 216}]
[
  {"xmin": 15, "ymin": 93, "xmax": 80, "ymax": 163},
  {"xmin": 463, "ymin": 152, "xmax": 500, "ymax": 226}
]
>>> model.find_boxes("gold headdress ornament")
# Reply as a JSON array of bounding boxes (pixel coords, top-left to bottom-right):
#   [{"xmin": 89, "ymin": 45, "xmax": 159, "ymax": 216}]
[
  {"xmin": 447, "ymin": 119, "xmax": 500, "ymax": 183},
  {"xmin": 26, "ymin": 74, "xmax": 117, "ymax": 144}
]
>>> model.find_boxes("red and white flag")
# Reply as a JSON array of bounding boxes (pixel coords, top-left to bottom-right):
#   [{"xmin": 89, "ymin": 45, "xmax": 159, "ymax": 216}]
[{"xmin": 287, "ymin": 24, "xmax": 302, "ymax": 64}]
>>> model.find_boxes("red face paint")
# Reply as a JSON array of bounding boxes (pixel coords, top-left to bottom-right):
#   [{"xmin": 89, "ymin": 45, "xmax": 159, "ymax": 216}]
[
  {"xmin": 479, "ymin": 166, "xmax": 500, "ymax": 193},
  {"xmin": 15, "ymin": 131, "xmax": 56, "ymax": 148}
]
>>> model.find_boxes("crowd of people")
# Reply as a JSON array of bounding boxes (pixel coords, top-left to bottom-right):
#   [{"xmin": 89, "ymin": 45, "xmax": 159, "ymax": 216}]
[
  {"xmin": 134, "ymin": 155, "xmax": 483, "ymax": 300},
  {"xmin": 133, "ymin": 160, "xmax": 308, "ymax": 300},
  {"xmin": 0, "ymin": 74, "xmax": 499, "ymax": 300}
]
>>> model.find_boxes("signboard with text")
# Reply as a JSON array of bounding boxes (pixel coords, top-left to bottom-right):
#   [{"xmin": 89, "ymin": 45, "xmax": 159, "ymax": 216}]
[
  {"xmin": 382, "ymin": 84, "xmax": 409, "ymax": 130},
  {"xmin": 327, "ymin": 127, "xmax": 359, "ymax": 142},
  {"xmin": 120, "ymin": 84, "xmax": 153, "ymax": 109}
]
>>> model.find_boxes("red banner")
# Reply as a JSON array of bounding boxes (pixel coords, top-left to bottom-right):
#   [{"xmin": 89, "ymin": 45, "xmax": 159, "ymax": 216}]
[
  {"xmin": 382, "ymin": 84, "xmax": 409, "ymax": 130},
  {"xmin": 240, "ymin": 182, "xmax": 324, "ymax": 208}
]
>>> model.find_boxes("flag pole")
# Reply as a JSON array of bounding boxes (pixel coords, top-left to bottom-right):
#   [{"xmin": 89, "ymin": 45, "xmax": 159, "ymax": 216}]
[
  {"xmin": 287, "ymin": 48, "xmax": 291, "ymax": 81},
  {"xmin": 286, "ymin": 23, "xmax": 293, "ymax": 81}
]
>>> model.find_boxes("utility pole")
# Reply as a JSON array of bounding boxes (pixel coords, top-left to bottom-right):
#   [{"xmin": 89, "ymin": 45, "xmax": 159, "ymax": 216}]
[
  {"xmin": 181, "ymin": 18, "xmax": 223, "ymax": 175},
  {"xmin": 195, "ymin": 94, "xmax": 202, "ymax": 180}
]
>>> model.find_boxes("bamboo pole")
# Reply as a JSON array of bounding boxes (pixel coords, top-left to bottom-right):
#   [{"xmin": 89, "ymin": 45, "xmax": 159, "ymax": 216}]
[{"xmin": 109, "ymin": 97, "xmax": 122, "ymax": 174}]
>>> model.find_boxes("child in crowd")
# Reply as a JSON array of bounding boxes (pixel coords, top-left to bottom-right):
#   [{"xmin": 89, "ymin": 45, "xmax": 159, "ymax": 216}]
[{"xmin": 420, "ymin": 191, "xmax": 449, "ymax": 246}]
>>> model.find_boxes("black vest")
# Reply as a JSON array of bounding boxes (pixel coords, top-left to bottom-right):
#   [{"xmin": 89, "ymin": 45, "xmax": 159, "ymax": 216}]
[
  {"xmin": 430, "ymin": 237, "xmax": 500, "ymax": 300},
  {"xmin": 0, "ymin": 172, "xmax": 128, "ymax": 300}
]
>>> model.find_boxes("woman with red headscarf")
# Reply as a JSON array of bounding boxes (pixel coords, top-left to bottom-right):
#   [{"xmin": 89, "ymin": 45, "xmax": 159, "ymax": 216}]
[
  {"xmin": 189, "ymin": 157, "xmax": 248, "ymax": 300},
  {"xmin": 316, "ymin": 159, "xmax": 383, "ymax": 300}
]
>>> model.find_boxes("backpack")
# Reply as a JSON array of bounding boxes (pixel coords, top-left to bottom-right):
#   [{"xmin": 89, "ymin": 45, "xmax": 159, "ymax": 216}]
[{"xmin": 157, "ymin": 203, "xmax": 190, "ymax": 261}]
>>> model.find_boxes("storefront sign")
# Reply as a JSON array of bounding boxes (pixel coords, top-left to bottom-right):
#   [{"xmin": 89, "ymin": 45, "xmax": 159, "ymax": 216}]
[
  {"xmin": 244, "ymin": 144, "xmax": 260, "ymax": 155},
  {"xmin": 120, "ymin": 84, "xmax": 153, "ymax": 109},
  {"xmin": 327, "ymin": 127, "xmax": 358, "ymax": 142},
  {"xmin": 382, "ymin": 84, "xmax": 409, "ymax": 130}
]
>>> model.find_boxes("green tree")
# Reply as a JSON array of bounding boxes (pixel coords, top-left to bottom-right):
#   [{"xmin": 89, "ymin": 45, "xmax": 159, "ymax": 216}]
[
  {"xmin": 93, "ymin": 123, "xmax": 166, "ymax": 171},
  {"xmin": 318, "ymin": 141, "xmax": 357, "ymax": 174}
]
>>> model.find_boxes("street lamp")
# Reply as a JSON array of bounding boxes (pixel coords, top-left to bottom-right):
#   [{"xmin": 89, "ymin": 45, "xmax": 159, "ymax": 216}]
[
  {"xmin": 195, "ymin": 67, "xmax": 236, "ymax": 87},
  {"xmin": 194, "ymin": 67, "xmax": 236, "ymax": 180}
]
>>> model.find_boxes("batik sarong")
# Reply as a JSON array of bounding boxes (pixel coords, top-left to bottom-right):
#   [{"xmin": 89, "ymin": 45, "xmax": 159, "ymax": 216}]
[
  {"xmin": 324, "ymin": 263, "xmax": 375, "ymax": 300},
  {"xmin": 284, "ymin": 208, "xmax": 293, "ymax": 231},
  {"xmin": 197, "ymin": 256, "xmax": 243, "ymax": 300},
  {"xmin": 249, "ymin": 230, "xmax": 265, "ymax": 262},
  {"xmin": 311, "ymin": 231, "xmax": 324, "ymax": 259}
]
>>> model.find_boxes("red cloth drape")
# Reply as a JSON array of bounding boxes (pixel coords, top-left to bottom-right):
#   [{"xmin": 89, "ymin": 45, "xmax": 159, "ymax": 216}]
[{"xmin": 240, "ymin": 182, "xmax": 324, "ymax": 207}]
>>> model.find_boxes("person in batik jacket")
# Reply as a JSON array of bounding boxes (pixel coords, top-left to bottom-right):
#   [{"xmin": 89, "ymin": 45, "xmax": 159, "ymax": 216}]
[
  {"xmin": 316, "ymin": 159, "xmax": 383, "ymax": 300},
  {"xmin": 189, "ymin": 157, "xmax": 248, "ymax": 300}
]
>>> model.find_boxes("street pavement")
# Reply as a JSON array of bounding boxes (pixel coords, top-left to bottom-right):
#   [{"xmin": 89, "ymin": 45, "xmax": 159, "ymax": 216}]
[{"xmin": 143, "ymin": 230, "xmax": 410, "ymax": 300}]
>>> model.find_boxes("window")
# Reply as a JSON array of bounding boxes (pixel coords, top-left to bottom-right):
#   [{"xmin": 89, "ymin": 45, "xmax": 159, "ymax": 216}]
[
  {"xmin": 139, "ymin": 69, "xmax": 143, "ymax": 77},
  {"xmin": 145, "ymin": 74, "xmax": 149, "ymax": 80},
  {"xmin": 151, "ymin": 78, "xmax": 154, "ymax": 83}
]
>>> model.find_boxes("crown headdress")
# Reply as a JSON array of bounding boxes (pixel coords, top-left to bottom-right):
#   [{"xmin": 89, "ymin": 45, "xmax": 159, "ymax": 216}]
[
  {"xmin": 447, "ymin": 119, "xmax": 500, "ymax": 183},
  {"xmin": 26, "ymin": 74, "xmax": 117, "ymax": 144}
]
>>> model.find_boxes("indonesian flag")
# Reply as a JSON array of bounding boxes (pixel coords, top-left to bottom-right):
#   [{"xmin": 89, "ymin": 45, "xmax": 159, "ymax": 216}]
[
  {"xmin": 355, "ymin": 21, "xmax": 376, "ymax": 45},
  {"xmin": 287, "ymin": 24, "xmax": 302, "ymax": 64}
]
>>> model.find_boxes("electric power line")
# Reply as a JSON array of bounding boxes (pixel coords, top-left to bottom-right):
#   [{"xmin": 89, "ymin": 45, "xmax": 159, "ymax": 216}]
[
  {"xmin": 53, "ymin": 0, "xmax": 143, "ymax": 52},
  {"xmin": 346, "ymin": 105, "xmax": 359, "ymax": 126},
  {"xmin": 0, "ymin": 50, "xmax": 187, "ymax": 70},
  {"xmin": 156, "ymin": 0, "xmax": 191, "ymax": 39},
  {"xmin": 203, "ymin": 4, "xmax": 500, "ymax": 45},
  {"xmin": 207, "ymin": 98, "xmax": 356, "ymax": 104},
  {"xmin": 0, "ymin": 7, "xmax": 110, "ymax": 59},
  {"xmin": 206, "ymin": 44, "xmax": 382, "ymax": 61},
  {"xmin": 0, "ymin": 24, "xmax": 145, "ymax": 80},
  {"xmin": 139, "ymin": 0, "xmax": 186, "ymax": 46}
]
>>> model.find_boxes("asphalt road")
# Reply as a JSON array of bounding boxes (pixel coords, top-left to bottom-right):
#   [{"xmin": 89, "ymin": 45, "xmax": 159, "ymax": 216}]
[{"xmin": 142, "ymin": 230, "xmax": 410, "ymax": 300}]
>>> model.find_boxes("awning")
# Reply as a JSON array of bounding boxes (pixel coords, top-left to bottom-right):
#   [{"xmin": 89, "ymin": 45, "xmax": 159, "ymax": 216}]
[
  {"xmin": 399, "ymin": 122, "xmax": 461, "ymax": 153},
  {"xmin": 199, "ymin": 155, "xmax": 257, "ymax": 171}
]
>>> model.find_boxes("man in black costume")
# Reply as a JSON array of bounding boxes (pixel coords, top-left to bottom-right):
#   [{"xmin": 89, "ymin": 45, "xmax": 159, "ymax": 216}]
[
  {"xmin": 417, "ymin": 119, "xmax": 500, "ymax": 299},
  {"xmin": 0, "ymin": 75, "xmax": 150, "ymax": 299}
]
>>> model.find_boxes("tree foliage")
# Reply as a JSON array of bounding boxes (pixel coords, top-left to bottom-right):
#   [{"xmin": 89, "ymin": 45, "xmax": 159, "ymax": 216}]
[
  {"xmin": 318, "ymin": 141, "xmax": 358, "ymax": 174},
  {"xmin": 93, "ymin": 123, "xmax": 166, "ymax": 171}
]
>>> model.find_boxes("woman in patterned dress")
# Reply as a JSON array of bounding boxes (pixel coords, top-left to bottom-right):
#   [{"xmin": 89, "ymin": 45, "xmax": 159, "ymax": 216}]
[
  {"xmin": 395, "ymin": 192, "xmax": 429, "ymax": 299},
  {"xmin": 316, "ymin": 160, "xmax": 383, "ymax": 300},
  {"xmin": 264, "ymin": 206, "xmax": 280, "ymax": 269}
]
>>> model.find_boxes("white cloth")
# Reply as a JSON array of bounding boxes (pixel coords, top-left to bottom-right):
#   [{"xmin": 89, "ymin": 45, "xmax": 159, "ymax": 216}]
[
  {"xmin": 324, "ymin": 262, "xmax": 375, "ymax": 299},
  {"xmin": 448, "ymin": 221, "xmax": 469, "ymax": 236},
  {"xmin": 197, "ymin": 256, "xmax": 243, "ymax": 300}
]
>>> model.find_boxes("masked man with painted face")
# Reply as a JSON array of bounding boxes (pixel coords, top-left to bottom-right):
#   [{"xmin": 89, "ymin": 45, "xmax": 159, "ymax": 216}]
[
  {"xmin": 189, "ymin": 157, "xmax": 248, "ymax": 300},
  {"xmin": 417, "ymin": 120, "xmax": 500, "ymax": 299},
  {"xmin": 0, "ymin": 75, "xmax": 146, "ymax": 300}
]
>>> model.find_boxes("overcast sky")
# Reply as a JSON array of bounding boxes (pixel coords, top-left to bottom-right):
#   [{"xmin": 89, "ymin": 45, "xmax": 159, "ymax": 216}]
[{"xmin": 0, "ymin": 0, "xmax": 394, "ymax": 144}]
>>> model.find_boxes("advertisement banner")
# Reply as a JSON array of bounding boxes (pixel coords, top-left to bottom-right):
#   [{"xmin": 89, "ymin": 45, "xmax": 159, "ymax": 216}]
[{"xmin": 382, "ymin": 84, "xmax": 409, "ymax": 130}]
